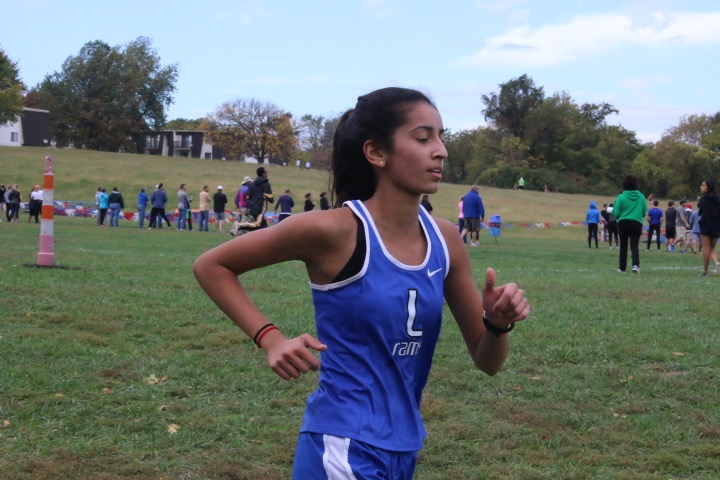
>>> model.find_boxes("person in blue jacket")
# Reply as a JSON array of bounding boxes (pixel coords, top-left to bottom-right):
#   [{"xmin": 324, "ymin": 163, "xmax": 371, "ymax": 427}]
[
  {"xmin": 586, "ymin": 200, "xmax": 600, "ymax": 248},
  {"xmin": 193, "ymin": 87, "xmax": 530, "ymax": 478},
  {"xmin": 646, "ymin": 199, "xmax": 664, "ymax": 251},
  {"xmin": 149, "ymin": 183, "xmax": 172, "ymax": 229},
  {"xmin": 97, "ymin": 188, "xmax": 109, "ymax": 227},
  {"xmin": 137, "ymin": 187, "xmax": 149, "ymax": 228},
  {"xmin": 460, "ymin": 185, "xmax": 485, "ymax": 247}
]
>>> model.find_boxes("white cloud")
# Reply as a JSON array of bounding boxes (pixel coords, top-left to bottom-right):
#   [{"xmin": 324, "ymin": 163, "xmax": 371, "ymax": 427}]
[{"xmin": 457, "ymin": 11, "xmax": 720, "ymax": 68}]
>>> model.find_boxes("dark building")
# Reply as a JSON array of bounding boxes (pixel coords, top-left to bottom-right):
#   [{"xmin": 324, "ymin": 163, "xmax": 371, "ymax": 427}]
[{"xmin": 21, "ymin": 108, "xmax": 50, "ymax": 146}]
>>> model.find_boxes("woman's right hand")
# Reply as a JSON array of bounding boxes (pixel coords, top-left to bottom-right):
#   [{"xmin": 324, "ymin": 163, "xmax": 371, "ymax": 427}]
[{"xmin": 263, "ymin": 333, "xmax": 328, "ymax": 380}]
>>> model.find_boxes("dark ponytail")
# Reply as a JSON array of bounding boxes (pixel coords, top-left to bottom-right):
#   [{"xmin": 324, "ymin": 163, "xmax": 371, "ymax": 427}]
[{"xmin": 329, "ymin": 87, "xmax": 435, "ymax": 207}]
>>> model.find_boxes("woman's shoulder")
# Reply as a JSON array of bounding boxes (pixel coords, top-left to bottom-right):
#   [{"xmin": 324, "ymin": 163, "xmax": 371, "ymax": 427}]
[
  {"xmin": 280, "ymin": 206, "xmax": 355, "ymax": 235},
  {"xmin": 432, "ymin": 216, "xmax": 464, "ymax": 241}
]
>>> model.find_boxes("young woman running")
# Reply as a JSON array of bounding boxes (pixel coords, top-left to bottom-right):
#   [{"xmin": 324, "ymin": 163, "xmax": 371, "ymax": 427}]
[{"xmin": 194, "ymin": 87, "xmax": 530, "ymax": 478}]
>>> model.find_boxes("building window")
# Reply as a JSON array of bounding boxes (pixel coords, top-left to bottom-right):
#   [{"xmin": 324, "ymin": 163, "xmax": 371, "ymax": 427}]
[{"xmin": 11, "ymin": 132, "xmax": 19, "ymax": 143}]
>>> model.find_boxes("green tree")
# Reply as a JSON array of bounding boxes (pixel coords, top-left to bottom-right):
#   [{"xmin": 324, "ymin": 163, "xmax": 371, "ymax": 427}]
[
  {"xmin": 580, "ymin": 102, "xmax": 619, "ymax": 127},
  {"xmin": 0, "ymin": 47, "xmax": 25, "ymax": 125},
  {"xmin": 593, "ymin": 125, "xmax": 643, "ymax": 191},
  {"xmin": 633, "ymin": 114, "xmax": 720, "ymax": 197},
  {"xmin": 266, "ymin": 113, "xmax": 298, "ymax": 164},
  {"xmin": 163, "ymin": 118, "xmax": 206, "ymax": 130},
  {"xmin": 443, "ymin": 129, "xmax": 476, "ymax": 184},
  {"xmin": 206, "ymin": 98, "xmax": 297, "ymax": 163},
  {"xmin": 480, "ymin": 77, "xmax": 632, "ymax": 193},
  {"xmin": 27, "ymin": 37, "xmax": 177, "ymax": 151},
  {"xmin": 297, "ymin": 114, "xmax": 339, "ymax": 169},
  {"xmin": 702, "ymin": 112, "xmax": 720, "ymax": 152},
  {"xmin": 634, "ymin": 136, "xmax": 717, "ymax": 199},
  {"xmin": 663, "ymin": 114, "xmax": 714, "ymax": 147},
  {"xmin": 482, "ymin": 74, "xmax": 545, "ymax": 138}
]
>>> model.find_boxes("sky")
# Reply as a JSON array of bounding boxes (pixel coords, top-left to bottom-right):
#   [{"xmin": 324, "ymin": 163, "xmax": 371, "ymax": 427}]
[{"xmin": 2, "ymin": 0, "xmax": 719, "ymax": 143}]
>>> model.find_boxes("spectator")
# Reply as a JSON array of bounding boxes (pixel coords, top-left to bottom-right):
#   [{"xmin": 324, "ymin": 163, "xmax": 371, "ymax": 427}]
[
  {"xmin": 137, "ymin": 187, "xmax": 149, "ymax": 228},
  {"xmin": 304, "ymin": 192, "xmax": 316, "ymax": 212},
  {"xmin": 613, "ymin": 175, "xmax": 647, "ymax": 273},
  {"xmin": 176, "ymin": 184, "xmax": 189, "ymax": 231},
  {"xmin": 600, "ymin": 203, "xmax": 609, "ymax": 242},
  {"xmin": 185, "ymin": 195, "xmax": 193, "ymax": 231},
  {"xmin": 319, "ymin": 191, "xmax": 330, "ymax": 210},
  {"xmin": 683, "ymin": 201, "xmax": 694, "ymax": 249},
  {"xmin": 646, "ymin": 199, "xmax": 663, "ymax": 251},
  {"xmin": 235, "ymin": 176, "xmax": 253, "ymax": 218},
  {"xmin": 673, "ymin": 199, "xmax": 690, "ymax": 252},
  {"xmin": 198, "ymin": 185, "xmax": 211, "ymax": 232},
  {"xmin": 6, "ymin": 185, "xmax": 21, "ymax": 222},
  {"xmin": 97, "ymin": 188, "xmax": 109, "ymax": 227},
  {"xmin": 107, "ymin": 187, "xmax": 125, "ymax": 227},
  {"xmin": 698, "ymin": 178, "xmax": 720, "ymax": 276},
  {"xmin": 149, "ymin": 183, "xmax": 172, "ymax": 229},
  {"xmin": 460, "ymin": 185, "xmax": 485, "ymax": 247},
  {"xmin": 606, "ymin": 204, "xmax": 619, "ymax": 248},
  {"xmin": 586, "ymin": 201, "xmax": 600, "ymax": 249},
  {"xmin": 0, "ymin": 183, "xmax": 6, "ymax": 221},
  {"xmin": 246, "ymin": 167, "xmax": 274, "ymax": 228},
  {"xmin": 275, "ymin": 189, "xmax": 295, "ymax": 222},
  {"xmin": 664, "ymin": 201, "xmax": 678, "ymax": 252},
  {"xmin": 28, "ymin": 185, "xmax": 43, "ymax": 224},
  {"xmin": 213, "ymin": 186, "xmax": 228, "ymax": 233}
]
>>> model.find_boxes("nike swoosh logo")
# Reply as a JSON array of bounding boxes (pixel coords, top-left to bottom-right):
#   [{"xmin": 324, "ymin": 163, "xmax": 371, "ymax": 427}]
[{"xmin": 427, "ymin": 268, "xmax": 442, "ymax": 277}]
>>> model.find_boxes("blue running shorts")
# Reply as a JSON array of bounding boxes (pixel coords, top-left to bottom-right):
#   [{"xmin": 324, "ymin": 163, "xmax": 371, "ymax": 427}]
[{"xmin": 292, "ymin": 432, "xmax": 418, "ymax": 479}]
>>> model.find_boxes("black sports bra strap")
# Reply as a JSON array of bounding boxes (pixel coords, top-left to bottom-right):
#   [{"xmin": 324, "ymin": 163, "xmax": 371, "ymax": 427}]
[{"xmin": 332, "ymin": 214, "xmax": 366, "ymax": 283}]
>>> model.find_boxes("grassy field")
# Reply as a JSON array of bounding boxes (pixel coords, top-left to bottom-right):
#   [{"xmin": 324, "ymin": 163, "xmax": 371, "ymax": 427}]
[{"xmin": 1, "ymin": 147, "xmax": 719, "ymax": 479}]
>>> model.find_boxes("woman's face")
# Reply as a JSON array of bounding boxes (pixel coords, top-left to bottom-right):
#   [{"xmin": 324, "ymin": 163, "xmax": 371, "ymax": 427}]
[
  {"xmin": 700, "ymin": 181, "xmax": 707, "ymax": 193},
  {"xmin": 383, "ymin": 102, "xmax": 447, "ymax": 195}
]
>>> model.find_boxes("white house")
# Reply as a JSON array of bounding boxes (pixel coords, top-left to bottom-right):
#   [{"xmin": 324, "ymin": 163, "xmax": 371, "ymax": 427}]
[{"xmin": 0, "ymin": 108, "xmax": 50, "ymax": 147}]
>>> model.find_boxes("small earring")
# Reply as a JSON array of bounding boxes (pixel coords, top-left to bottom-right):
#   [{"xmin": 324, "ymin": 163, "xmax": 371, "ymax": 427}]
[{"xmin": 379, "ymin": 161, "xmax": 384, "ymax": 166}]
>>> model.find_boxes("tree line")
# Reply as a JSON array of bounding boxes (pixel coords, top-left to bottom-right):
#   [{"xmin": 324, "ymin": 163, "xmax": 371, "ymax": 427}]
[{"xmin": 2, "ymin": 39, "xmax": 719, "ymax": 197}]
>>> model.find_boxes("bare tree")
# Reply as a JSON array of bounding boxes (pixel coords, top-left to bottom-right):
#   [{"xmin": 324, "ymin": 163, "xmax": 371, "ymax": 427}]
[{"xmin": 206, "ymin": 98, "xmax": 297, "ymax": 163}]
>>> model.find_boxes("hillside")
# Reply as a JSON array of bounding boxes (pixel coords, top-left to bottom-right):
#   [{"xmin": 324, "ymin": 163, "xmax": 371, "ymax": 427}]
[{"xmin": 0, "ymin": 146, "xmax": 623, "ymax": 224}]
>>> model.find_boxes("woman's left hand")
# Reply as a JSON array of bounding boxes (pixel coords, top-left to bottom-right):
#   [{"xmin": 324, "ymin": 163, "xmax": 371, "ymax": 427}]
[{"xmin": 481, "ymin": 268, "xmax": 530, "ymax": 328}]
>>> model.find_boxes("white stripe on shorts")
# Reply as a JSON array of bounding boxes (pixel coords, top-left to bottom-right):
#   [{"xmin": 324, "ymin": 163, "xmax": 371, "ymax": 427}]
[{"xmin": 322, "ymin": 435, "xmax": 358, "ymax": 480}]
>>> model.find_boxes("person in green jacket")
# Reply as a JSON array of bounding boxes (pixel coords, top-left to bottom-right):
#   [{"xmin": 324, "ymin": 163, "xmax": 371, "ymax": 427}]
[{"xmin": 613, "ymin": 175, "xmax": 648, "ymax": 273}]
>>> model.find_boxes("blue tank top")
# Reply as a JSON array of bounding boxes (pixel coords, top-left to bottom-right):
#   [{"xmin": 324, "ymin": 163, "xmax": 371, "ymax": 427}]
[{"xmin": 300, "ymin": 200, "xmax": 449, "ymax": 451}]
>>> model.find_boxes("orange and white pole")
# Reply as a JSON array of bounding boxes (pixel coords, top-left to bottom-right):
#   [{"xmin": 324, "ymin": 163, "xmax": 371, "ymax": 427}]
[{"xmin": 36, "ymin": 155, "xmax": 55, "ymax": 266}]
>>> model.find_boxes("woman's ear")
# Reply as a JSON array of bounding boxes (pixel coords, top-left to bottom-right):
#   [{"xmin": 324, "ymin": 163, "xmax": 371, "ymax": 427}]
[{"xmin": 363, "ymin": 139, "xmax": 386, "ymax": 167}]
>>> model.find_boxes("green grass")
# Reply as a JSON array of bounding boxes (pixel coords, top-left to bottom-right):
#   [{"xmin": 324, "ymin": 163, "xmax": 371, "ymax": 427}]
[{"xmin": 1, "ymin": 147, "xmax": 719, "ymax": 479}]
